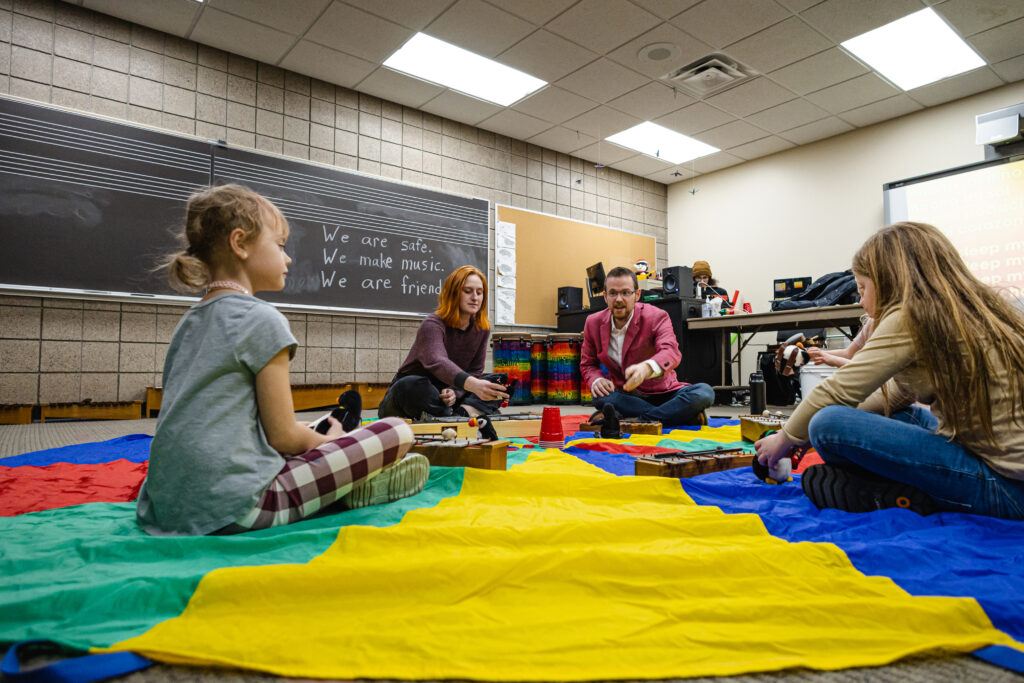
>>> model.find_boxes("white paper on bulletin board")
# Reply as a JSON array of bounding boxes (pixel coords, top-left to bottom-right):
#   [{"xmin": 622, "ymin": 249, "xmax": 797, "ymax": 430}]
[
  {"xmin": 496, "ymin": 248, "xmax": 516, "ymax": 276},
  {"xmin": 497, "ymin": 274, "xmax": 516, "ymax": 289},
  {"xmin": 495, "ymin": 287, "xmax": 516, "ymax": 325},
  {"xmin": 496, "ymin": 221, "xmax": 516, "ymax": 249}
]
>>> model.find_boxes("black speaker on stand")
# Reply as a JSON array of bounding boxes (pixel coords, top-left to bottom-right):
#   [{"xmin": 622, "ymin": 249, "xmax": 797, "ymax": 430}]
[
  {"xmin": 557, "ymin": 286, "xmax": 583, "ymax": 311},
  {"xmin": 661, "ymin": 266, "xmax": 692, "ymax": 299}
]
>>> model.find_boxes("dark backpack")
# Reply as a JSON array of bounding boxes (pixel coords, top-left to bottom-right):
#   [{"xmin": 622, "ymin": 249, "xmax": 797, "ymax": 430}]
[{"xmin": 771, "ymin": 270, "xmax": 858, "ymax": 311}]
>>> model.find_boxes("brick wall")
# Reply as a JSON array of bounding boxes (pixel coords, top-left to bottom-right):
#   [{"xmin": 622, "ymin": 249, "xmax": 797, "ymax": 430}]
[{"xmin": 0, "ymin": 0, "xmax": 669, "ymax": 404}]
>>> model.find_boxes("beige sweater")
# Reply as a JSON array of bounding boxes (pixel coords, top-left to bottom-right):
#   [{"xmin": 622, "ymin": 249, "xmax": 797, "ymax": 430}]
[{"xmin": 783, "ymin": 308, "xmax": 1024, "ymax": 481}]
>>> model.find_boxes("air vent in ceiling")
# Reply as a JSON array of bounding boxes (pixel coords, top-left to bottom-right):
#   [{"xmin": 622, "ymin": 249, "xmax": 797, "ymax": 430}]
[{"xmin": 662, "ymin": 53, "xmax": 756, "ymax": 99}]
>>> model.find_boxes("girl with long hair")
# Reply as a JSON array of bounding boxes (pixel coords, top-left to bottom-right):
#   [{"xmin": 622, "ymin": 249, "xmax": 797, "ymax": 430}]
[
  {"xmin": 378, "ymin": 265, "xmax": 509, "ymax": 420},
  {"xmin": 756, "ymin": 221, "xmax": 1024, "ymax": 519}
]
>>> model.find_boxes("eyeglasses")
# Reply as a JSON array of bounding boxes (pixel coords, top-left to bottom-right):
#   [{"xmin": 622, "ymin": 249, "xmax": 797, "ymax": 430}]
[{"xmin": 606, "ymin": 290, "xmax": 636, "ymax": 299}]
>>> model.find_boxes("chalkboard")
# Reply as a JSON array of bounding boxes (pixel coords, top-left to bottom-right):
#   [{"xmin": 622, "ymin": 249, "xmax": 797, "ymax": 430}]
[
  {"xmin": 213, "ymin": 146, "xmax": 489, "ymax": 314},
  {"xmin": 0, "ymin": 96, "xmax": 490, "ymax": 315},
  {"xmin": 0, "ymin": 96, "xmax": 210, "ymax": 298}
]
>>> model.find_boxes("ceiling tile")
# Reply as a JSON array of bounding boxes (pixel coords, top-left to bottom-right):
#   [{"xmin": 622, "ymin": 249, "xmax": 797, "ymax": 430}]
[
  {"xmin": 608, "ymin": 82, "xmax": 697, "ymax": 120},
  {"xmin": 563, "ymin": 106, "xmax": 641, "ymax": 139},
  {"xmin": 606, "ymin": 21, "xmax": 715, "ymax": 80},
  {"xmin": 724, "ymin": 17, "xmax": 833, "ymax": 73},
  {"xmin": 83, "ymin": 0, "xmax": 201, "ymax": 37},
  {"xmin": 704, "ymin": 77, "xmax": 797, "ymax": 117},
  {"xmin": 967, "ymin": 16, "xmax": 1024, "ymax": 64},
  {"xmin": 424, "ymin": 0, "xmax": 535, "ymax": 57},
  {"xmin": 934, "ymin": 0, "xmax": 1024, "ymax": 36},
  {"xmin": 745, "ymin": 96, "xmax": 829, "ymax": 132},
  {"xmin": 527, "ymin": 126, "xmax": 598, "ymax": 153},
  {"xmin": 206, "ymin": 0, "xmax": 331, "ymax": 35},
  {"xmin": 838, "ymin": 93, "xmax": 923, "ymax": 127},
  {"xmin": 693, "ymin": 150, "xmax": 743, "ymax": 173},
  {"xmin": 574, "ymin": 140, "xmax": 641, "ymax": 166},
  {"xmin": 779, "ymin": 115, "xmax": 854, "ymax": 144},
  {"xmin": 768, "ymin": 47, "xmax": 869, "ymax": 95},
  {"xmin": 805, "ymin": 72, "xmax": 901, "ymax": 114},
  {"xmin": 670, "ymin": 0, "xmax": 790, "ymax": 49},
  {"xmin": 992, "ymin": 54, "xmax": 1024, "ymax": 82},
  {"xmin": 546, "ymin": 0, "xmax": 661, "ymax": 55},
  {"xmin": 497, "ymin": 30, "xmax": 599, "ymax": 83},
  {"xmin": 654, "ymin": 101, "xmax": 735, "ymax": 135},
  {"xmin": 630, "ymin": 0, "xmax": 705, "ymax": 20},
  {"xmin": 693, "ymin": 119, "xmax": 767, "ymax": 148},
  {"xmin": 343, "ymin": 0, "xmax": 452, "ymax": 31},
  {"xmin": 492, "ymin": 0, "xmax": 578, "ymax": 25},
  {"xmin": 612, "ymin": 153, "xmax": 674, "ymax": 176},
  {"xmin": 728, "ymin": 134, "xmax": 796, "ymax": 159},
  {"xmin": 512, "ymin": 86, "xmax": 598, "ymax": 124},
  {"xmin": 420, "ymin": 90, "xmax": 504, "ymax": 126},
  {"xmin": 478, "ymin": 109, "xmax": 553, "ymax": 140},
  {"xmin": 304, "ymin": 3, "xmax": 412, "ymax": 63},
  {"xmin": 907, "ymin": 67, "xmax": 1005, "ymax": 107},
  {"xmin": 555, "ymin": 58, "xmax": 649, "ymax": 103},
  {"xmin": 189, "ymin": 7, "xmax": 296, "ymax": 63},
  {"xmin": 354, "ymin": 67, "xmax": 445, "ymax": 109},
  {"xmin": 280, "ymin": 40, "xmax": 377, "ymax": 88},
  {"xmin": 799, "ymin": 0, "xmax": 923, "ymax": 42},
  {"xmin": 776, "ymin": 0, "xmax": 824, "ymax": 11}
]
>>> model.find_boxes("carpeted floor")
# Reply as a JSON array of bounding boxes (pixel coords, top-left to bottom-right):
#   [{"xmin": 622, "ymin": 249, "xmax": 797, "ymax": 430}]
[{"xmin": 2, "ymin": 404, "xmax": 1020, "ymax": 682}]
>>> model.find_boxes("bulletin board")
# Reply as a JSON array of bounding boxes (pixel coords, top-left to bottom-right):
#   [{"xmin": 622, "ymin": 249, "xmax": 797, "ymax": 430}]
[{"xmin": 494, "ymin": 205, "xmax": 656, "ymax": 328}]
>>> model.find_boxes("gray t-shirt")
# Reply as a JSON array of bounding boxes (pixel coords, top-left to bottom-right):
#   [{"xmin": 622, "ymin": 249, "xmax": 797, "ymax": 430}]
[{"xmin": 137, "ymin": 294, "xmax": 297, "ymax": 536}]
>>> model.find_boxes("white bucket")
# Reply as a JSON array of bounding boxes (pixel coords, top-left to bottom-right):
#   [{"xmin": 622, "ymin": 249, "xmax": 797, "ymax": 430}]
[{"xmin": 799, "ymin": 364, "xmax": 837, "ymax": 399}]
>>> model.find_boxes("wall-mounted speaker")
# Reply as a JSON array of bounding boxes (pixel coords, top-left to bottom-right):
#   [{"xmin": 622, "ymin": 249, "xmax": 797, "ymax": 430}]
[
  {"xmin": 660, "ymin": 266, "xmax": 692, "ymax": 299},
  {"xmin": 557, "ymin": 286, "xmax": 583, "ymax": 311}
]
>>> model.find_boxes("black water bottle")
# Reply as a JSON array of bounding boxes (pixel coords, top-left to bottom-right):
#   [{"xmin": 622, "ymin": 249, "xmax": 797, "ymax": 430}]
[{"xmin": 749, "ymin": 371, "xmax": 766, "ymax": 416}]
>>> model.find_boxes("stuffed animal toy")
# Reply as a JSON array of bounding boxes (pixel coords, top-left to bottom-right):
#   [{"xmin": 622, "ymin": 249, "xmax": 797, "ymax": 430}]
[
  {"xmin": 775, "ymin": 343, "xmax": 810, "ymax": 377},
  {"xmin": 634, "ymin": 259, "xmax": 651, "ymax": 280}
]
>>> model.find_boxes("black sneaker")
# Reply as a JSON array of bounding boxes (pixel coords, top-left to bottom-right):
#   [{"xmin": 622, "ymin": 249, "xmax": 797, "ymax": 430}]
[{"xmin": 801, "ymin": 464, "xmax": 939, "ymax": 516}]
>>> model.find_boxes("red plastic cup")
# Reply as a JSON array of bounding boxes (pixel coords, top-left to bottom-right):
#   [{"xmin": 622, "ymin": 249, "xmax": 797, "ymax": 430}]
[
  {"xmin": 743, "ymin": 303, "xmax": 752, "ymax": 314},
  {"xmin": 538, "ymin": 406, "xmax": 564, "ymax": 448}
]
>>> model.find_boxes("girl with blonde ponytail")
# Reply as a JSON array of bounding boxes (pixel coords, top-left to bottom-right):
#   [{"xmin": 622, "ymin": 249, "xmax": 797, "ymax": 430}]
[
  {"xmin": 756, "ymin": 222, "xmax": 1024, "ymax": 519},
  {"xmin": 139, "ymin": 184, "xmax": 428, "ymax": 536}
]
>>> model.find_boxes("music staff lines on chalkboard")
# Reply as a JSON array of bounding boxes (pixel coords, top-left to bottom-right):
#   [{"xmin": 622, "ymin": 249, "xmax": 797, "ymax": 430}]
[
  {"xmin": 0, "ymin": 110, "xmax": 209, "ymax": 174},
  {"xmin": 214, "ymin": 156, "xmax": 486, "ymax": 225},
  {"xmin": 267, "ymin": 196, "xmax": 487, "ymax": 249},
  {"xmin": 1, "ymin": 150, "xmax": 203, "ymax": 203}
]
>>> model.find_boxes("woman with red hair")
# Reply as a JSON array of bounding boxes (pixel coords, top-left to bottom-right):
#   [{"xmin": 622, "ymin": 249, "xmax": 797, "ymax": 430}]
[{"xmin": 379, "ymin": 265, "xmax": 509, "ymax": 420}]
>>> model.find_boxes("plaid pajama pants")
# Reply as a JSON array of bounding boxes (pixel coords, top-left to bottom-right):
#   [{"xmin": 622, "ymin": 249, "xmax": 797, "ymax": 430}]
[{"xmin": 221, "ymin": 417, "xmax": 413, "ymax": 533}]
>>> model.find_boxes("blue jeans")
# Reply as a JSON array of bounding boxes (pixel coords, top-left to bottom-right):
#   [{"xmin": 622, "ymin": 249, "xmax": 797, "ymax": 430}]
[
  {"xmin": 809, "ymin": 405, "xmax": 1024, "ymax": 520},
  {"xmin": 593, "ymin": 383, "xmax": 714, "ymax": 427}
]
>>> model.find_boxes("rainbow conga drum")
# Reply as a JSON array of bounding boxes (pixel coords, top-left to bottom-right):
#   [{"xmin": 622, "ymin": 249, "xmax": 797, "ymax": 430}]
[
  {"xmin": 491, "ymin": 334, "xmax": 532, "ymax": 405},
  {"xmin": 529, "ymin": 335, "xmax": 547, "ymax": 403},
  {"xmin": 545, "ymin": 334, "xmax": 582, "ymax": 404}
]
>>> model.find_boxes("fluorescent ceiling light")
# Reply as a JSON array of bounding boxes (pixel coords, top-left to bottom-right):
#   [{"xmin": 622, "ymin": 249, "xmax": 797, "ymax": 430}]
[
  {"xmin": 383, "ymin": 33, "xmax": 546, "ymax": 107},
  {"xmin": 605, "ymin": 122, "xmax": 719, "ymax": 164},
  {"xmin": 841, "ymin": 8, "xmax": 985, "ymax": 91}
]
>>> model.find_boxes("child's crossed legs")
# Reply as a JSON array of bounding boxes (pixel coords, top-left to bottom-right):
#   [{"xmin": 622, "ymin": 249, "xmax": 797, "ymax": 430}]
[{"xmin": 222, "ymin": 417, "xmax": 415, "ymax": 532}]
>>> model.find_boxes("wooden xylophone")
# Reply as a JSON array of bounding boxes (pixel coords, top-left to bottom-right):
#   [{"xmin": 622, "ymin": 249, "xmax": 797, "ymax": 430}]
[
  {"xmin": 578, "ymin": 419, "xmax": 662, "ymax": 435},
  {"xmin": 634, "ymin": 446, "xmax": 754, "ymax": 478},
  {"xmin": 739, "ymin": 414, "xmax": 789, "ymax": 443},
  {"xmin": 412, "ymin": 436, "xmax": 509, "ymax": 470},
  {"xmin": 409, "ymin": 412, "xmax": 542, "ymax": 439}
]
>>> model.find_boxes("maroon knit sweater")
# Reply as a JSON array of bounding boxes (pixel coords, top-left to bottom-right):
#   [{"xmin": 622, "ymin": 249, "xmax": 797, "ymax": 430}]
[{"xmin": 393, "ymin": 313, "xmax": 489, "ymax": 393}]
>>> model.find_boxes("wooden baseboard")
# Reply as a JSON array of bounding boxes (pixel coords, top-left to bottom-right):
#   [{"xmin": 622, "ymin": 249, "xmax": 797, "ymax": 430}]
[
  {"xmin": 291, "ymin": 382, "xmax": 389, "ymax": 411},
  {"xmin": 40, "ymin": 401, "xmax": 143, "ymax": 422},
  {"xmin": 0, "ymin": 404, "xmax": 33, "ymax": 425}
]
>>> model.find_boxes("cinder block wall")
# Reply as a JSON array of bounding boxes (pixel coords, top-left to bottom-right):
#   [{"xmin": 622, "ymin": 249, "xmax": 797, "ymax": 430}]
[{"xmin": 0, "ymin": 0, "xmax": 668, "ymax": 405}]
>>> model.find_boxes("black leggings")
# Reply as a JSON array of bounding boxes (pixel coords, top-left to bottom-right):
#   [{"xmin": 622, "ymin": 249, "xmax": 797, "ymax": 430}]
[{"xmin": 377, "ymin": 374, "xmax": 504, "ymax": 420}]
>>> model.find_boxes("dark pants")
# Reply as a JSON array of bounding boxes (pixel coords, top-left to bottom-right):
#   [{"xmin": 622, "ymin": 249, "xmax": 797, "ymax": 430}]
[
  {"xmin": 593, "ymin": 383, "xmax": 714, "ymax": 427},
  {"xmin": 378, "ymin": 374, "xmax": 504, "ymax": 420}
]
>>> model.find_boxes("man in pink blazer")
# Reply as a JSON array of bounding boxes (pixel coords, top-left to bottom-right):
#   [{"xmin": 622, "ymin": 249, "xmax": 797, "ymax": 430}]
[{"xmin": 581, "ymin": 266, "xmax": 714, "ymax": 426}]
